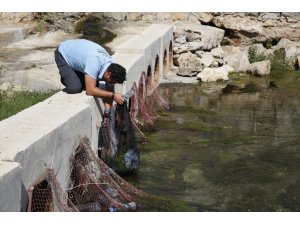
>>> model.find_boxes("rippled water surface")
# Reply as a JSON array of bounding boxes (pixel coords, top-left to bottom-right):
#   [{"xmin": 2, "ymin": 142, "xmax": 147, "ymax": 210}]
[{"xmin": 129, "ymin": 72, "xmax": 300, "ymax": 212}]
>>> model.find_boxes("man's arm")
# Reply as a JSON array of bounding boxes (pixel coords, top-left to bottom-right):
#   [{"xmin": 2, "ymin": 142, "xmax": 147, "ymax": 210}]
[{"xmin": 85, "ymin": 74, "xmax": 124, "ymax": 105}]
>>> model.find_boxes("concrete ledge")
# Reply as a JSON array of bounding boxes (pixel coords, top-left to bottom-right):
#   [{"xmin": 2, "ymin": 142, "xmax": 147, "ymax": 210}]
[{"xmin": 0, "ymin": 161, "xmax": 22, "ymax": 211}]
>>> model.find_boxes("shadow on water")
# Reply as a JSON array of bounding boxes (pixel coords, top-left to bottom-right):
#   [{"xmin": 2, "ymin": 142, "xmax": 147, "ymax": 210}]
[{"xmin": 128, "ymin": 71, "xmax": 300, "ymax": 211}]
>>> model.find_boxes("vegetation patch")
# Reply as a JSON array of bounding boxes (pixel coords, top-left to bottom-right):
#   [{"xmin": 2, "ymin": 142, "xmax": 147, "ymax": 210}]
[
  {"xmin": 248, "ymin": 46, "xmax": 295, "ymax": 71},
  {"xmin": 138, "ymin": 194, "xmax": 194, "ymax": 212},
  {"xmin": 0, "ymin": 82, "xmax": 57, "ymax": 121},
  {"xmin": 248, "ymin": 46, "xmax": 267, "ymax": 64}
]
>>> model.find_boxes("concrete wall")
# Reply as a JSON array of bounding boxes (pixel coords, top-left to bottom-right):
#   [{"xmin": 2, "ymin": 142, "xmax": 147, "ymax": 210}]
[{"xmin": 0, "ymin": 23, "xmax": 174, "ymax": 211}]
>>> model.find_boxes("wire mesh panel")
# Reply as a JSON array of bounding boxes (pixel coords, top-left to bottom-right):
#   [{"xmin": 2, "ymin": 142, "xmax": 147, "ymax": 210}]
[
  {"xmin": 68, "ymin": 137, "xmax": 146, "ymax": 212},
  {"xmin": 27, "ymin": 169, "xmax": 78, "ymax": 212},
  {"xmin": 134, "ymin": 75, "xmax": 170, "ymax": 126},
  {"xmin": 27, "ymin": 137, "xmax": 146, "ymax": 212},
  {"xmin": 115, "ymin": 101, "xmax": 139, "ymax": 174}
]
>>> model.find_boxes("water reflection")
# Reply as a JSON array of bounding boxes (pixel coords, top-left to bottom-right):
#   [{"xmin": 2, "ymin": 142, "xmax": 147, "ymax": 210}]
[{"xmin": 131, "ymin": 73, "xmax": 300, "ymax": 212}]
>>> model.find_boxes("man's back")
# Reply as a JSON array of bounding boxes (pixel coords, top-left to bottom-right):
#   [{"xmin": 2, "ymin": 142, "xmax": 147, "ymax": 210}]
[{"xmin": 58, "ymin": 39, "xmax": 112, "ymax": 80}]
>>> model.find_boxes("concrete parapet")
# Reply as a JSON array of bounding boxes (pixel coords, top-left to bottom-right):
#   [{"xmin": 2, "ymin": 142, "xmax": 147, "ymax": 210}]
[
  {"xmin": 0, "ymin": 91, "xmax": 96, "ymax": 190},
  {"xmin": 0, "ymin": 161, "xmax": 22, "ymax": 211}
]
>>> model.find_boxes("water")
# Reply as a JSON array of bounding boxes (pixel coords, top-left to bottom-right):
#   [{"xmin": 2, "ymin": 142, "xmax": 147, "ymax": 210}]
[{"xmin": 130, "ymin": 72, "xmax": 300, "ymax": 212}]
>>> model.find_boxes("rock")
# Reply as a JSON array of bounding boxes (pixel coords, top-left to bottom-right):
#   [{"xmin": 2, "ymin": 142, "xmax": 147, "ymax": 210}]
[
  {"xmin": 173, "ymin": 29, "xmax": 186, "ymax": 38},
  {"xmin": 197, "ymin": 66, "xmax": 230, "ymax": 82},
  {"xmin": 201, "ymin": 52, "xmax": 214, "ymax": 68},
  {"xmin": 157, "ymin": 13, "xmax": 171, "ymax": 21},
  {"xmin": 173, "ymin": 43, "xmax": 189, "ymax": 54},
  {"xmin": 175, "ymin": 24, "xmax": 225, "ymax": 51},
  {"xmin": 197, "ymin": 25, "xmax": 225, "ymax": 50},
  {"xmin": 195, "ymin": 50, "xmax": 204, "ymax": 58},
  {"xmin": 212, "ymin": 15, "xmax": 263, "ymax": 35},
  {"xmin": 273, "ymin": 38, "xmax": 300, "ymax": 59},
  {"xmin": 192, "ymin": 12, "xmax": 214, "ymax": 23},
  {"xmin": 207, "ymin": 13, "xmax": 300, "ymax": 43},
  {"xmin": 223, "ymin": 46, "xmax": 250, "ymax": 72},
  {"xmin": 210, "ymin": 61, "xmax": 219, "ymax": 68},
  {"xmin": 211, "ymin": 46, "xmax": 224, "ymax": 58},
  {"xmin": 170, "ymin": 13, "xmax": 191, "ymax": 21},
  {"xmin": 126, "ymin": 13, "xmax": 144, "ymax": 21},
  {"xmin": 142, "ymin": 13, "xmax": 157, "ymax": 21},
  {"xmin": 103, "ymin": 12, "xmax": 127, "ymax": 21},
  {"xmin": 224, "ymin": 65, "xmax": 235, "ymax": 73},
  {"xmin": 187, "ymin": 41, "xmax": 204, "ymax": 52},
  {"xmin": 0, "ymin": 12, "xmax": 33, "ymax": 24},
  {"xmin": 258, "ymin": 13, "xmax": 281, "ymax": 22},
  {"xmin": 213, "ymin": 58, "xmax": 224, "ymax": 66},
  {"xmin": 248, "ymin": 60, "xmax": 271, "ymax": 76},
  {"xmin": 175, "ymin": 35, "xmax": 187, "ymax": 45},
  {"xmin": 248, "ymin": 44, "xmax": 269, "ymax": 56},
  {"xmin": 177, "ymin": 52, "xmax": 203, "ymax": 77},
  {"xmin": 185, "ymin": 30, "xmax": 201, "ymax": 42}
]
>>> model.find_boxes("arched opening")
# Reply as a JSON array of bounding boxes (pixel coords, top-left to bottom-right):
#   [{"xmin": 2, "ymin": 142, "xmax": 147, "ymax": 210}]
[
  {"xmin": 154, "ymin": 55, "xmax": 159, "ymax": 86},
  {"xmin": 163, "ymin": 49, "xmax": 168, "ymax": 79},
  {"xmin": 138, "ymin": 72, "xmax": 145, "ymax": 100},
  {"xmin": 146, "ymin": 65, "xmax": 152, "ymax": 96},
  {"xmin": 169, "ymin": 41, "xmax": 173, "ymax": 68}
]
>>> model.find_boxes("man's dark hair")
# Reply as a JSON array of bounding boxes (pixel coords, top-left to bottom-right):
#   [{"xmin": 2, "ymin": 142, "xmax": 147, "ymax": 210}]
[{"xmin": 107, "ymin": 63, "xmax": 126, "ymax": 84}]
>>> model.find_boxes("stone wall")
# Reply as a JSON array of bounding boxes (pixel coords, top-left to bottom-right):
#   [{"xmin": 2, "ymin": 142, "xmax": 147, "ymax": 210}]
[{"xmin": 98, "ymin": 12, "xmax": 300, "ymax": 43}]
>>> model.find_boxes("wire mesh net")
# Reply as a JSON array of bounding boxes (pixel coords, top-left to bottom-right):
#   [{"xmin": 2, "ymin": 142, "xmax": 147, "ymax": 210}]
[
  {"xmin": 133, "ymin": 74, "xmax": 170, "ymax": 127},
  {"xmin": 27, "ymin": 168, "xmax": 78, "ymax": 212},
  {"xmin": 98, "ymin": 99, "xmax": 140, "ymax": 174},
  {"xmin": 68, "ymin": 137, "xmax": 145, "ymax": 211},
  {"xmin": 27, "ymin": 137, "xmax": 146, "ymax": 212},
  {"xmin": 27, "ymin": 76, "xmax": 169, "ymax": 212}
]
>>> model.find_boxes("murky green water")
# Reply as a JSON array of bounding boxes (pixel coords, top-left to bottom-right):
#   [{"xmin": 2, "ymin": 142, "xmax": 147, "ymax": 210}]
[{"xmin": 130, "ymin": 72, "xmax": 300, "ymax": 212}]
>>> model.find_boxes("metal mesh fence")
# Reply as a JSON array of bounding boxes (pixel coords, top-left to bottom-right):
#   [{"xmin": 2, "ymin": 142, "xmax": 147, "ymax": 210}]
[
  {"xmin": 27, "ymin": 137, "xmax": 145, "ymax": 212},
  {"xmin": 68, "ymin": 137, "xmax": 145, "ymax": 211},
  {"xmin": 27, "ymin": 169, "xmax": 78, "ymax": 212}
]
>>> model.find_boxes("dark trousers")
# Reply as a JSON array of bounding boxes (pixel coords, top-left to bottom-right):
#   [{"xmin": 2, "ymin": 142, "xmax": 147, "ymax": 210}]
[{"xmin": 54, "ymin": 48, "xmax": 86, "ymax": 94}]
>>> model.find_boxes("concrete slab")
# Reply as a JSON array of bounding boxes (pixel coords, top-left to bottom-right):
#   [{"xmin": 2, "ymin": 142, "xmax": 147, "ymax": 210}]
[
  {"xmin": 0, "ymin": 161, "xmax": 22, "ymax": 211},
  {"xmin": 0, "ymin": 48, "xmax": 63, "ymax": 91},
  {"xmin": 6, "ymin": 31, "xmax": 80, "ymax": 49},
  {"xmin": 0, "ymin": 26, "xmax": 32, "ymax": 47},
  {"xmin": 0, "ymin": 91, "xmax": 94, "ymax": 189}
]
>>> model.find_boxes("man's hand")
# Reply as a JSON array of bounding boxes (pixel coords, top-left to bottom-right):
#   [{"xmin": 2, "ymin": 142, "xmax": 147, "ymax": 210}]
[{"xmin": 114, "ymin": 93, "xmax": 125, "ymax": 105}]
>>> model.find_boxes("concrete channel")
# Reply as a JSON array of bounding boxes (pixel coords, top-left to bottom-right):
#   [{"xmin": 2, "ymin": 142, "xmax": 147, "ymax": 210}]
[{"xmin": 0, "ymin": 23, "xmax": 174, "ymax": 211}]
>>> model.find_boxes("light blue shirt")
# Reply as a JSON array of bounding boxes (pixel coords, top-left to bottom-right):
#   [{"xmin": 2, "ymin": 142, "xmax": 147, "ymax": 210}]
[{"xmin": 58, "ymin": 39, "xmax": 112, "ymax": 80}]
